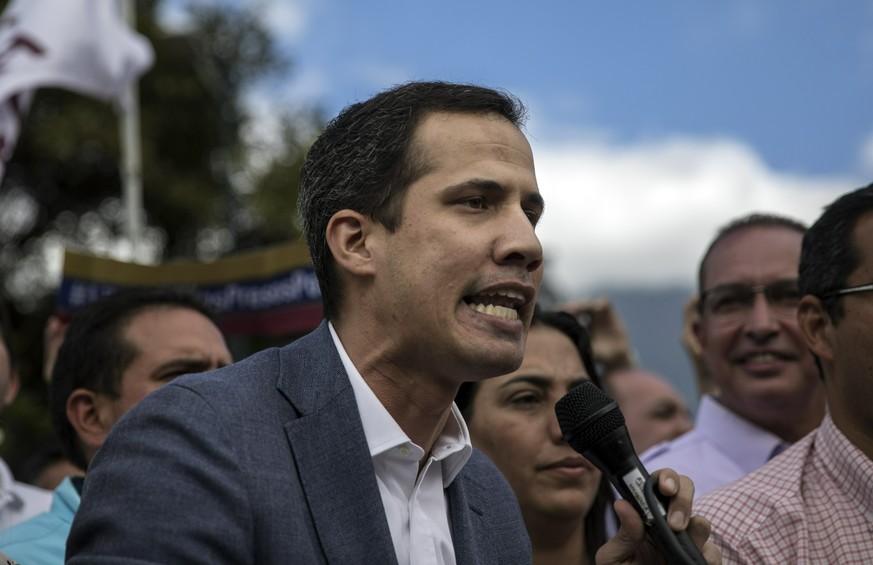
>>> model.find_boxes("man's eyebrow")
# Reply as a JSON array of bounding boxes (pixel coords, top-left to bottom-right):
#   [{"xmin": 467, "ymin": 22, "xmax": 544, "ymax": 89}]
[
  {"xmin": 444, "ymin": 178, "xmax": 505, "ymax": 194},
  {"xmin": 524, "ymin": 191, "xmax": 545, "ymax": 214}
]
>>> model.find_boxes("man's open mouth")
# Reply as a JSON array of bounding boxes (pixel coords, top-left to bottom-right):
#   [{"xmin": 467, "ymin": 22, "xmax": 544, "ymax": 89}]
[{"xmin": 464, "ymin": 290, "xmax": 525, "ymax": 321}]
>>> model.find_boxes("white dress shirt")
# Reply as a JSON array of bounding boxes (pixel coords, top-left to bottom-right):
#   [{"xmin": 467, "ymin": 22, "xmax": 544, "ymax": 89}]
[
  {"xmin": 329, "ymin": 323, "xmax": 473, "ymax": 565},
  {"xmin": 641, "ymin": 395, "xmax": 788, "ymax": 498}
]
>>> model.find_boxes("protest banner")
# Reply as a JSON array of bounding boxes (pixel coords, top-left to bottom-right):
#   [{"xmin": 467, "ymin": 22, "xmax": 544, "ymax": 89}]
[{"xmin": 57, "ymin": 242, "xmax": 323, "ymax": 337}]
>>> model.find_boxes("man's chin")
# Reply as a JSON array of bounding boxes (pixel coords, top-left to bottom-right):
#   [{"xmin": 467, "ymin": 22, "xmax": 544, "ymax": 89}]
[{"xmin": 463, "ymin": 346, "xmax": 524, "ymax": 379}]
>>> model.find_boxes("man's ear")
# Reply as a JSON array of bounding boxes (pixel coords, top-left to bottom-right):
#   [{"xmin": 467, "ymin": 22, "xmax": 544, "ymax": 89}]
[
  {"xmin": 326, "ymin": 209, "xmax": 381, "ymax": 278},
  {"xmin": 797, "ymin": 295, "xmax": 835, "ymax": 364},
  {"xmin": 66, "ymin": 388, "xmax": 112, "ymax": 457},
  {"xmin": 692, "ymin": 310, "xmax": 707, "ymax": 350}
]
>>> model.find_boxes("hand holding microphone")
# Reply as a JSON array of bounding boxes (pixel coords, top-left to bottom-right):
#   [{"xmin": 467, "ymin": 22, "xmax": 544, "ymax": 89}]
[{"xmin": 555, "ymin": 381, "xmax": 711, "ymax": 565}]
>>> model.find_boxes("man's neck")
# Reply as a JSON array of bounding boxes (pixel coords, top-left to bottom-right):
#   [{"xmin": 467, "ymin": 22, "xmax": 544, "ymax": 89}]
[
  {"xmin": 718, "ymin": 393, "xmax": 826, "ymax": 443},
  {"xmin": 829, "ymin": 402, "xmax": 873, "ymax": 462},
  {"xmin": 333, "ymin": 320, "xmax": 459, "ymax": 454},
  {"xmin": 363, "ymin": 366, "xmax": 456, "ymax": 454}
]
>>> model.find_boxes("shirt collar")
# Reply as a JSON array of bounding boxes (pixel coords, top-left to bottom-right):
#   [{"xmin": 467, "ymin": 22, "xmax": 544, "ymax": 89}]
[
  {"xmin": 697, "ymin": 394, "xmax": 786, "ymax": 474},
  {"xmin": 818, "ymin": 412, "xmax": 873, "ymax": 515},
  {"xmin": 328, "ymin": 322, "xmax": 472, "ymax": 486}
]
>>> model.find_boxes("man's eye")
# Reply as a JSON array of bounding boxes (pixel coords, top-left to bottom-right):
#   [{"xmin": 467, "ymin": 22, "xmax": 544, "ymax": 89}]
[
  {"xmin": 771, "ymin": 288, "xmax": 801, "ymax": 306},
  {"xmin": 509, "ymin": 393, "xmax": 540, "ymax": 406},
  {"xmin": 465, "ymin": 197, "xmax": 486, "ymax": 209},
  {"xmin": 524, "ymin": 209, "xmax": 540, "ymax": 226},
  {"xmin": 711, "ymin": 292, "xmax": 748, "ymax": 312},
  {"xmin": 158, "ymin": 373, "xmax": 185, "ymax": 383},
  {"xmin": 651, "ymin": 406, "xmax": 678, "ymax": 420}
]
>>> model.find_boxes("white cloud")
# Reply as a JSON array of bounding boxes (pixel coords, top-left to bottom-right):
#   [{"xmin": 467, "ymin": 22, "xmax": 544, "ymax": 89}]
[
  {"xmin": 260, "ymin": 0, "xmax": 311, "ymax": 42},
  {"xmin": 279, "ymin": 66, "xmax": 331, "ymax": 105},
  {"xmin": 859, "ymin": 131, "xmax": 873, "ymax": 178},
  {"xmin": 529, "ymin": 134, "xmax": 860, "ymax": 299},
  {"xmin": 158, "ymin": 0, "xmax": 312, "ymax": 42}
]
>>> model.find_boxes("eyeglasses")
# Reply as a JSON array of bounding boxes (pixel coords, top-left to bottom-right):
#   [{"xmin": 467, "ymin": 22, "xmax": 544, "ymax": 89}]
[
  {"xmin": 822, "ymin": 282, "xmax": 873, "ymax": 299},
  {"xmin": 700, "ymin": 279, "xmax": 801, "ymax": 322}
]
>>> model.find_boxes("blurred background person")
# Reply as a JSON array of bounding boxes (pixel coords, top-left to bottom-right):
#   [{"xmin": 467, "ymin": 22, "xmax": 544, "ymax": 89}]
[
  {"xmin": 0, "ymin": 287, "xmax": 232, "ymax": 562},
  {"xmin": 456, "ymin": 309, "xmax": 615, "ymax": 565},
  {"xmin": 0, "ymin": 296, "xmax": 52, "ymax": 529},
  {"xmin": 561, "ymin": 297, "xmax": 694, "ymax": 454},
  {"xmin": 698, "ymin": 183, "xmax": 873, "ymax": 563},
  {"xmin": 559, "ymin": 297, "xmax": 636, "ymax": 376},
  {"xmin": 642, "ymin": 214, "xmax": 826, "ymax": 498},
  {"xmin": 605, "ymin": 367, "xmax": 693, "ymax": 454},
  {"xmin": 41, "ymin": 315, "xmax": 68, "ymax": 386}
]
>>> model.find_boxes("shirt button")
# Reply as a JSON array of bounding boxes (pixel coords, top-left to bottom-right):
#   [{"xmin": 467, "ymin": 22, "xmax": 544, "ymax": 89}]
[{"xmin": 398, "ymin": 446, "xmax": 412, "ymax": 457}]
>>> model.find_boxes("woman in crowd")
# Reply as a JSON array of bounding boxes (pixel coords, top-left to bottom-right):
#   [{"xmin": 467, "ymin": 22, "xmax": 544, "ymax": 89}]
[{"xmin": 456, "ymin": 309, "xmax": 615, "ymax": 565}]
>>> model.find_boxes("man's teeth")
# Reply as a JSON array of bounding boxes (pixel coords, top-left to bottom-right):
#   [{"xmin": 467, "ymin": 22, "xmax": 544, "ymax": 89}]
[
  {"xmin": 493, "ymin": 289, "xmax": 524, "ymax": 301},
  {"xmin": 745, "ymin": 353, "xmax": 780, "ymax": 363},
  {"xmin": 468, "ymin": 303, "xmax": 519, "ymax": 321},
  {"xmin": 465, "ymin": 289, "xmax": 525, "ymax": 320}
]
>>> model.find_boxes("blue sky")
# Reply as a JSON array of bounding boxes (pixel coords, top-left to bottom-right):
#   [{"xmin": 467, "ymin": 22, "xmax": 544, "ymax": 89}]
[
  {"xmin": 168, "ymin": 0, "xmax": 873, "ymax": 298},
  {"xmin": 277, "ymin": 1, "xmax": 872, "ymax": 178}
]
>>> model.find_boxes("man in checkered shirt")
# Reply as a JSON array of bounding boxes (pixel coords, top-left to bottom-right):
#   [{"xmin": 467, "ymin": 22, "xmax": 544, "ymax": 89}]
[{"xmin": 695, "ymin": 183, "xmax": 873, "ymax": 564}]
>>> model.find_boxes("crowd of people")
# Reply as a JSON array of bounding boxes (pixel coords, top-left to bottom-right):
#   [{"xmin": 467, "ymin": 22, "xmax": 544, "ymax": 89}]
[{"xmin": 0, "ymin": 79, "xmax": 869, "ymax": 564}]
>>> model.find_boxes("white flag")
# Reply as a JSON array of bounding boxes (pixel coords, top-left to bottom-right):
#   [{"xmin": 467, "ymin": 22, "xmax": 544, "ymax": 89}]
[{"xmin": 0, "ymin": 0, "xmax": 154, "ymax": 180}]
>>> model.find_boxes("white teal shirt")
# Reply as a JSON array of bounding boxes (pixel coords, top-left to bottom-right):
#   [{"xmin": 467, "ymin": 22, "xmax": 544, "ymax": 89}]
[{"xmin": 0, "ymin": 475, "xmax": 80, "ymax": 562}]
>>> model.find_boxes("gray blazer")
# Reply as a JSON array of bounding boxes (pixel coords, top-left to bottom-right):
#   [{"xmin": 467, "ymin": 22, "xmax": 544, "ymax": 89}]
[{"xmin": 67, "ymin": 322, "xmax": 531, "ymax": 564}]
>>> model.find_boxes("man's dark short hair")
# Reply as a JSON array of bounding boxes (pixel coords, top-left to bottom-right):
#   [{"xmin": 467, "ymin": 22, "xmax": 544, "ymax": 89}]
[
  {"xmin": 799, "ymin": 182, "xmax": 873, "ymax": 323},
  {"xmin": 697, "ymin": 213, "xmax": 807, "ymax": 310},
  {"xmin": 299, "ymin": 80, "xmax": 527, "ymax": 321},
  {"xmin": 50, "ymin": 286, "xmax": 218, "ymax": 470}
]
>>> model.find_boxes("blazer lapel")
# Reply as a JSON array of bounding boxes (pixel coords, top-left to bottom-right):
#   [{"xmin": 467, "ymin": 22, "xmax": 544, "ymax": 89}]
[
  {"xmin": 447, "ymin": 475, "xmax": 485, "ymax": 565},
  {"xmin": 280, "ymin": 323, "xmax": 398, "ymax": 564}
]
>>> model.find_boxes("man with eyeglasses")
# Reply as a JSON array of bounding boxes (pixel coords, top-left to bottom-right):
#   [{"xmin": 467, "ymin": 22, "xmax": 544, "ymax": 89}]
[
  {"xmin": 641, "ymin": 213, "xmax": 826, "ymax": 498},
  {"xmin": 694, "ymin": 184, "xmax": 873, "ymax": 564}
]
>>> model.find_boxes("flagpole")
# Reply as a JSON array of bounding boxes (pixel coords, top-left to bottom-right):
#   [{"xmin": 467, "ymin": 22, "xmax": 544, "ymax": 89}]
[{"xmin": 119, "ymin": 0, "xmax": 143, "ymax": 257}]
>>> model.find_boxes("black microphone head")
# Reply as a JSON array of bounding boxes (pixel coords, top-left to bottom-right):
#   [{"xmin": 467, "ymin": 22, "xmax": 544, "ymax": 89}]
[{"xmin": 555, "ymin": 381, "xmax": 626, "ymax": 453}]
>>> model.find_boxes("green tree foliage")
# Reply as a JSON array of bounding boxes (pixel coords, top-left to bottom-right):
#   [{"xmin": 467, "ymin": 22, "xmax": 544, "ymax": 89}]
[{"xmin": 0, "ymin": 0, "xmax": 322, "ymax": 474}]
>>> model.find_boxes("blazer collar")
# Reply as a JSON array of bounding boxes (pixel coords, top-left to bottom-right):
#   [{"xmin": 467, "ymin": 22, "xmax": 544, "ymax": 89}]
[{"xmin": 279, "ymin": 321, "xmax": 399, "ymax": 564}]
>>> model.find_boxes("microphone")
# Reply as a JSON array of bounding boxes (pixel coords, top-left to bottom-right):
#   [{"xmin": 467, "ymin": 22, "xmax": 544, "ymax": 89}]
[{"xmin": 555, "ymin": 381, "xmax": 707, "ymax": 565}]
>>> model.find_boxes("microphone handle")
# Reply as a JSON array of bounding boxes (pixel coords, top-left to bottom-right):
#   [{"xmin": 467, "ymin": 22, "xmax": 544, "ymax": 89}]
[
  {"xmin": 592, "ymin": 452, "xmax": 708, "ymax": 565},
  {"xmin": 642, "ymin": 475, "xmax": 708, "ymax": 565}
]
